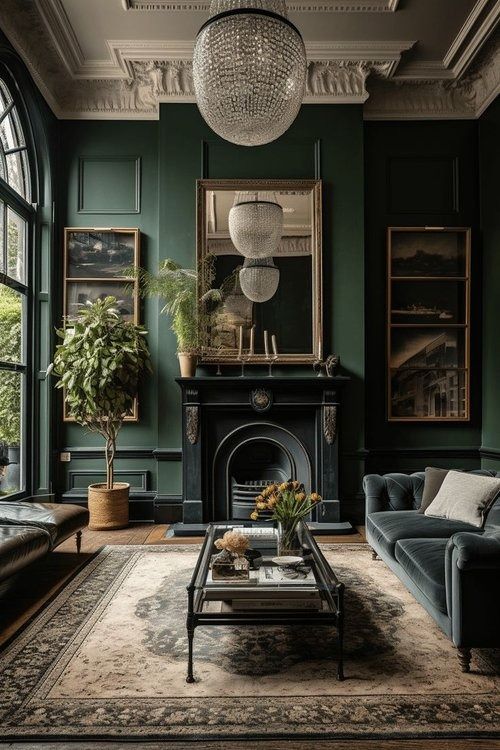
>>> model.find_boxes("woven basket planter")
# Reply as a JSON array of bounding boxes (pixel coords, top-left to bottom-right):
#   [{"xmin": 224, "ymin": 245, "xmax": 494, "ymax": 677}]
[{"xmin": 88, "ymin": 482, "xmax": 130, "ymax": 531}]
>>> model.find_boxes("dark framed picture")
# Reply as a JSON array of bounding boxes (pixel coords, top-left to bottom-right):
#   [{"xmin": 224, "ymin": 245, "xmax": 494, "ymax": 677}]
[
  {"xmin": 387, "ymin": 227, "xmax": 470, "ymax": 422},
  {"xmin": 390, "ymin": 230, "xmax": 467, "ymax": 277},
  {"xmin": 66, "ymin": 282, "xmax": 135, "ymax": 322},
  {"xmin": 63, "ymin": 227, "xmax": 140, "ymax": 422},
  {"xmin": 391, "ymin": 280, "xmax": 466, "ymax": 324},
  {"xmin": 390, "ymin": 368, "xmax": 468, "ymax": 419},
  {"xmin": 66, "ymin": 230, "xmax": 136, "ymax": 278},
  {"xmin": 389, "ymin": 328, "xmax": 466, "ymax": 371}
]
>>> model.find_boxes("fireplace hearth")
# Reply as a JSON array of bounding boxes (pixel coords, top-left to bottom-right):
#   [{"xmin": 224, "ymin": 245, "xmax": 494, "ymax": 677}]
[{"xmin": 177, "ymin": 376, "xmax": 349, "ymax": 527}]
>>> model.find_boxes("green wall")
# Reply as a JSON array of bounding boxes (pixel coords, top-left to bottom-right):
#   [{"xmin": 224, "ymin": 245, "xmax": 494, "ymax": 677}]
[
  {"xmin": 479, "ymin": 97, "xmax": 500, "ymax": 471},
  {"xmin": 58, "ymin": 104, "xmax": 366, "ymax": 520},
  {"xmin": 57, "ymin": 103, "xmax": 499, "ymax": 520},
  {"xmin": 364, "ymin": 121, "xmax": 482, "ymax": 476}
]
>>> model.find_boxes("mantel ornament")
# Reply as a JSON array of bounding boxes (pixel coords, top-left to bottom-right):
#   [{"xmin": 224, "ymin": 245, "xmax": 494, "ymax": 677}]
[
  {"xmin": 314, "ymin": 354, "xmax": 340, "ymax": 377},
  {"xmin": 323, "ymin": 404, "xmax": 337, "ymax": 445},
  {"xmin": 250, "ymin": 388, "xmax": 273, "ymax": 413},
  {"xmin": 186, "ymin": 405, "xmax": 200, "ymax": 445}
]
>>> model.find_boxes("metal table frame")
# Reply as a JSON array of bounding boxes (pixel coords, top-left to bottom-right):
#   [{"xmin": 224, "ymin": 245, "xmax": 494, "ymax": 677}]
[{"xmin": 186, "ymin": 521, "xmax": 345, "ymax": 682}]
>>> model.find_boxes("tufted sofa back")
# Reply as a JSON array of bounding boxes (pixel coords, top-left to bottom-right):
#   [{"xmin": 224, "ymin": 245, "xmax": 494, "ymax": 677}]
[{"xmin": 363, "ymin": 469, "xmax": 500, "ymax": 530}]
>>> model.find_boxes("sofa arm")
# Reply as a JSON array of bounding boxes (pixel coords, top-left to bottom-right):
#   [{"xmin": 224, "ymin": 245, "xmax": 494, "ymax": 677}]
[
  {"xmin": 449, "ymin": 532, "xmax": 500, "ymax": 570},
  {"xmin": 363, "ymin": 474, "xmax": 389, "ymax": 518},
  {"xmin": 363, "ymin": 472, "xmax": 424, "ymax": 521},
  {"xmin": 446, "ymin": 533, "xmax": 500, "ymax": 648}
]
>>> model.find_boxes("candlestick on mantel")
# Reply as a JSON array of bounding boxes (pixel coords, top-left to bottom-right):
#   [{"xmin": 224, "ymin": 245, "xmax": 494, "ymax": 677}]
[
  {"xmin": 264, "ymin": 330, "xmax": 270, "ymax": 357},
  {"xmin": 271, "ymin": 334, "xmax": 278, "ymax": 357},
  {"xmin": 250, "ymin": 325, "xmax": 255, "ymax": 355},
  {"xmin": 238, "ymin": 325, "xmax": 243, "ymax": 358}
]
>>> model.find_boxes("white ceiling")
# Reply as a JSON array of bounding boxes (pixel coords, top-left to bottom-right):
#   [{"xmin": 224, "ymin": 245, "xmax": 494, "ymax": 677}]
[{"xmin": 0, "ymin": 0, "xmax": 498, "ymax": 119}]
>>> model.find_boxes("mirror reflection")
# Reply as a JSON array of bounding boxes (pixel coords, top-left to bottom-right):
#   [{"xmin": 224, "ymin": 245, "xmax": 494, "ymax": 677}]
[{"xmin": 198, "ymin": 180, "xmax": 322, "ymax": 363}]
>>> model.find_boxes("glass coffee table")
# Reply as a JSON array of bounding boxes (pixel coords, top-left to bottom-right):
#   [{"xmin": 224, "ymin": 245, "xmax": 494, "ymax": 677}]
[{"xmin": 186, "ymin": 521, "xmax": 345, "ymax": 682}]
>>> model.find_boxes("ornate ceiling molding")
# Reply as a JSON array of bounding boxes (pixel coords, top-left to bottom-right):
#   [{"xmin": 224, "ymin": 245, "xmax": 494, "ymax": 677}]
[
  {"xmin": 365, "ymin": 32, "xmax": 500, "ymax": 119},
  {"xmin": 443, "ymin": 0, "xmax": 499, "ymax": 77},
  {"xmin": 122, "ymin": 0, "xmax": 400, "ymax": 11},
  {"xmin": 0, "ymin": 0, "xmax": 498, "ymax": 120}
]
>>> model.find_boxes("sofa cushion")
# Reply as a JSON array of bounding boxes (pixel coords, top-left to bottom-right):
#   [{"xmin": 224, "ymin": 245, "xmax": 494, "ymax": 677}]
[
  {"xmin": 418, "ymin": 467, "xmax": 450, "ymax": 514},
  {"xmin": 0, "ymin": 524, "xmax": 51, "ymax": 584},
  {"xmin": 0, "ymin": 502, "xmax": 88, "ymax": 548},
  {"xmin": 395, "ymin": 538, "xmax": 448, "ymax": 614},
  {"xmin": 425, "ymin": 471, "xmax": 500, "ymax": 528},
  {"xmin": 366, "ymin": 510, "xmax": 481, "ymax": 558}
]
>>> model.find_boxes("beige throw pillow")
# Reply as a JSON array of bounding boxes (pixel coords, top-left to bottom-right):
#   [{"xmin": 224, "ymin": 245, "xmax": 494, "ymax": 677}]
[{"xmin": 424, "ymin": 470, "xmax": 500, "ymax": 528}]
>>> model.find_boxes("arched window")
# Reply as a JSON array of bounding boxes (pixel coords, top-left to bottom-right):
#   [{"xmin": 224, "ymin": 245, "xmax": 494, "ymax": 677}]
[{"xmin": 0, "ymin": 74, "xmax": 35, "ymax": 498}]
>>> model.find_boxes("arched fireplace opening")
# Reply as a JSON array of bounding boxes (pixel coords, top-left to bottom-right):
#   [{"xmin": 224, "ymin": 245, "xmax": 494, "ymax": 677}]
[
  {"xmin": 229, "ymin": 439, "xmax": 294, "ymax": 520},
  {"xmin": 212, "ymin": 422, "xmax": 312, "ymax": 521}
]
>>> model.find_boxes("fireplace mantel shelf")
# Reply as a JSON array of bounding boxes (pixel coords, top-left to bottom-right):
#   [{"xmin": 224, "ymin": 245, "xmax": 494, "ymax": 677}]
[{"xmin": 176, "ymin": 376, "xmax": 350, "ymax": 386}]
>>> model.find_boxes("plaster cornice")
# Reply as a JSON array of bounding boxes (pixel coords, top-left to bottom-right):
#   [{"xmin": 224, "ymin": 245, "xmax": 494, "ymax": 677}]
[
  {"xmin": 0, "ymin": 0, "xmax": 498, "ymax": 120},
  {"xmin": 122, "ymin": 0, "xmax": 400, "ymax": 11}
]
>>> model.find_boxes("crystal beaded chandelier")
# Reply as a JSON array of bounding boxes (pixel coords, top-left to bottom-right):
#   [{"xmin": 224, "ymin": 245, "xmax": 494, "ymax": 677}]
[
  {"xmin": 239, "ymin": 257, "xmax": 280, "ymax": 302},
  {"xmin": 193, "ymin": 0, "xmax": 307, "ymax": 147},
  {"xmin": 229, "ymin": 192, "xmax": 283, "ymax": 258}
]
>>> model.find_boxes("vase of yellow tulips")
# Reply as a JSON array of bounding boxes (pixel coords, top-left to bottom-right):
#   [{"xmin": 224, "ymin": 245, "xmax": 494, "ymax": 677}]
[{"xmin": 250, "ymin": 481, "xmax": 322, "ymax": 556}]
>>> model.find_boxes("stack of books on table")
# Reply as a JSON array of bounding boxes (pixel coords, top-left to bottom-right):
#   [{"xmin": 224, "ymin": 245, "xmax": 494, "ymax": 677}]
[{"xmin": 204, "ymin": 562, "xmax": 323, "ymax": 611}]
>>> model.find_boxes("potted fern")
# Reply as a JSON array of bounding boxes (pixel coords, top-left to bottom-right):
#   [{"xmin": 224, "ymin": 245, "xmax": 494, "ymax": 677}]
[
  {"xmin": 49, "ymin": 297, "xmax": 152, "ymax": 530},
  {"xmin": 131, "ymin": 259, "xmax": 198, "ymax": 377}
]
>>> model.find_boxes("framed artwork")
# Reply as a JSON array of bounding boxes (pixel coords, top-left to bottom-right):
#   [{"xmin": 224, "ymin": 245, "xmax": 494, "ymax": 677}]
[
  {"xmin": 387, "ymin": 227, "xmax": 471, "ymax": 422},
  {"xmin": 63, "ymin": 228, "xmax": 140, "ymax": 422}
]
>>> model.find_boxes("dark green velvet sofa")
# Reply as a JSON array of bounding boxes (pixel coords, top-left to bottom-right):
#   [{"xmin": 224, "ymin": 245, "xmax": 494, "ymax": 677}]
[{"xmin": 364, "ymin": 470, "xmax": 500, "ymax": 673}]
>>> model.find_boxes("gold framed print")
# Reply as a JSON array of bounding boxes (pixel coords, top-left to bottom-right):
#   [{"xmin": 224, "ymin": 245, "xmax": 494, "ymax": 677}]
[
  {"xmin": 63, "ymin": 227, "xmax": 140, "ymax": 422},
  {"xmin": 387, "ymin": 227, "xmax": 471, "ymax": 422}
]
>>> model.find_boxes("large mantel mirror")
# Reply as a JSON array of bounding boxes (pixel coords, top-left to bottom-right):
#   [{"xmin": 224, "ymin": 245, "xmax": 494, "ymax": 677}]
[{"xmin": 197, "ymin": 179, "xmax": 322, "ymax": 364}]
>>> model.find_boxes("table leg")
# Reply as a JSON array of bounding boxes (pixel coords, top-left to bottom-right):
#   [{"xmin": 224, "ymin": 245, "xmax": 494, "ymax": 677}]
[
  {"xmin": 337, "ymin": 585, "xmax": 345, "ymax": 681},
  {"xmin": 186, "ymin": 623, "xmax": 195, "ymax": 683}
]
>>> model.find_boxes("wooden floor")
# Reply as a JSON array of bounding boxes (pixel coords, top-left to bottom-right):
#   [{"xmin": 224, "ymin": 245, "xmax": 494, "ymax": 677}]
[
  {"xmin": 1, "ymin": 524, "xmax": 498, "ymax": 750},
  {"xmin": 1, "ymin": 741, "xmax": 499, "ymax": 750}
]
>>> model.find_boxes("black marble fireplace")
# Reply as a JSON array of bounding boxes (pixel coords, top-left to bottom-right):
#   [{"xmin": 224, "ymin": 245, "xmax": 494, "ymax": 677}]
[{"xmin": 176, "ymin": 376, "xmax": 349, "ymax": 524}]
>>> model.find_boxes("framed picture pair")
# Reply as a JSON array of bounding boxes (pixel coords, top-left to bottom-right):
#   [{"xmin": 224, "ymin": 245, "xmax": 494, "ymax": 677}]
[
  {"xmin": 63, "ymin": 228, "xmax": 140, "ymax": 422},
  {"xmin": 387, "ymin": 227, "xmax": 471, "ymax": 422}
]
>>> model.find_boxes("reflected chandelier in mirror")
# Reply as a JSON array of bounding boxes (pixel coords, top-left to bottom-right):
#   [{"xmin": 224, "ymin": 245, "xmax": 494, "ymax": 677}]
[{"xmin": 197, "ymin": 179, "xmax": 322, "ymax": 364}]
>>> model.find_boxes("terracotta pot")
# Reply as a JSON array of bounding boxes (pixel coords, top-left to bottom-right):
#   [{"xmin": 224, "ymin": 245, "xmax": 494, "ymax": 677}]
[
  {"xmin": 88, "ymin": 482, "xmax": 130, "ymax": 530},
  {"xmin": 178, "ymin": 352, "xmax": 198, "ymax": 377}
]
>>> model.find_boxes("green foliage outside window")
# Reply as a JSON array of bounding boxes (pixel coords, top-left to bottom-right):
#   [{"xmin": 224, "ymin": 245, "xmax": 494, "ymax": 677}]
[{"xmin": 0, "ymin": 285, "xmax": 21, "ymax": 447}]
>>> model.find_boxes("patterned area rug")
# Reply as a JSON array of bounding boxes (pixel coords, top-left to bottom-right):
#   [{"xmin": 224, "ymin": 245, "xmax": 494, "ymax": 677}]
[{"xmin": 0, "ymin": 544, "xmax": 499, "ymax": 741}]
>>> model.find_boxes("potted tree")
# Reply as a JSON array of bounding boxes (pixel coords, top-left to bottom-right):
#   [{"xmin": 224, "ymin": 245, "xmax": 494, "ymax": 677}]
[{"xmin": 49, "ymin": 297, "xmax": 152, "ymax": 529}]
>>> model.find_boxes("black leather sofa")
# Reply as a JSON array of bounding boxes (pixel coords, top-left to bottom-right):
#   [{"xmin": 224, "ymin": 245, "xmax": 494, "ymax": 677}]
[
  {"xmin": 364, "ymin": 469, "xmax": 500, "ymax": 673},
  {"xmin": 0, "ymin": 501, "xmax": 89, "ymax": 585}
]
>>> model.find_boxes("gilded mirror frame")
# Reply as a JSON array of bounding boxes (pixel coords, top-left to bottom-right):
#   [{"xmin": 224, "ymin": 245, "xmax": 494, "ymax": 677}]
[{"xmin": 196, "ymin": 179, "xmax": 323, "ymax": 364}]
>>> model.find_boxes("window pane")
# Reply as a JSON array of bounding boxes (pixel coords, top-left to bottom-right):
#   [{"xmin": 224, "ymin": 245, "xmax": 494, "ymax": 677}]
[
  {"xmin": 0, "ymin": 369, "xmax": 23, "ymax": 496},
  {"xmin": 0, "ymin": 79, "xmax": 12, "ymax": 111},
  {"xmin": 0, "ymin": 284, "xmax": 23, "ymax": 363},
  {"xmin": 7, "ymin": 207, "xmax": 26, "ymax": 283},
  {"xmin": 5, "ymin": 150, "xmax": 27, "ymax": 198},
  {"xmin": 0, "ymin": 201, "xmax": 3, "ymax": 272}
]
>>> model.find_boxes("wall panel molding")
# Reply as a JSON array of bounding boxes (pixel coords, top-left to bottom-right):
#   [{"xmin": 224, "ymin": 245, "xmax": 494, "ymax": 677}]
[
  {"xmin": 78, "ymin": 155, "xmax": 141, "ymax": 214},
  {"xmin": 386, "ymin": 155, "xmax": 459, "ymax": 214},
  {"xmin": 67, "ymin": 468, "xmax": 150, "ymax": 491},
  {"xmin": 62, "ymin": 446, "xmax": 182, "ymax": 460}
]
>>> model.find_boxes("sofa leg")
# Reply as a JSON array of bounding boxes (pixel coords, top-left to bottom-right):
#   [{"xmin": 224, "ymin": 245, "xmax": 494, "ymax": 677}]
[
  {"xmin": 75, "ymin": 530, "xmax": 82, "ymax": 554},
  {"xmin": 457, "ymin": 647, "xmax": 471, "ymax": 673},
  {"xmin": 371, "ymin": 549, "xmax": 378, "ymax": 561}
]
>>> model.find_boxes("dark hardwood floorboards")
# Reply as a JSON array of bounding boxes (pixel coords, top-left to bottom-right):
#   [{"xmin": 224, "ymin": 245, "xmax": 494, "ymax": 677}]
[
  {"xmin": 2, "ymin": 524, "xmax": 497, "ymax": 749},
  {"xmin": 1, "ymin": 740, "xmax": 499, "ymax": 749}
]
